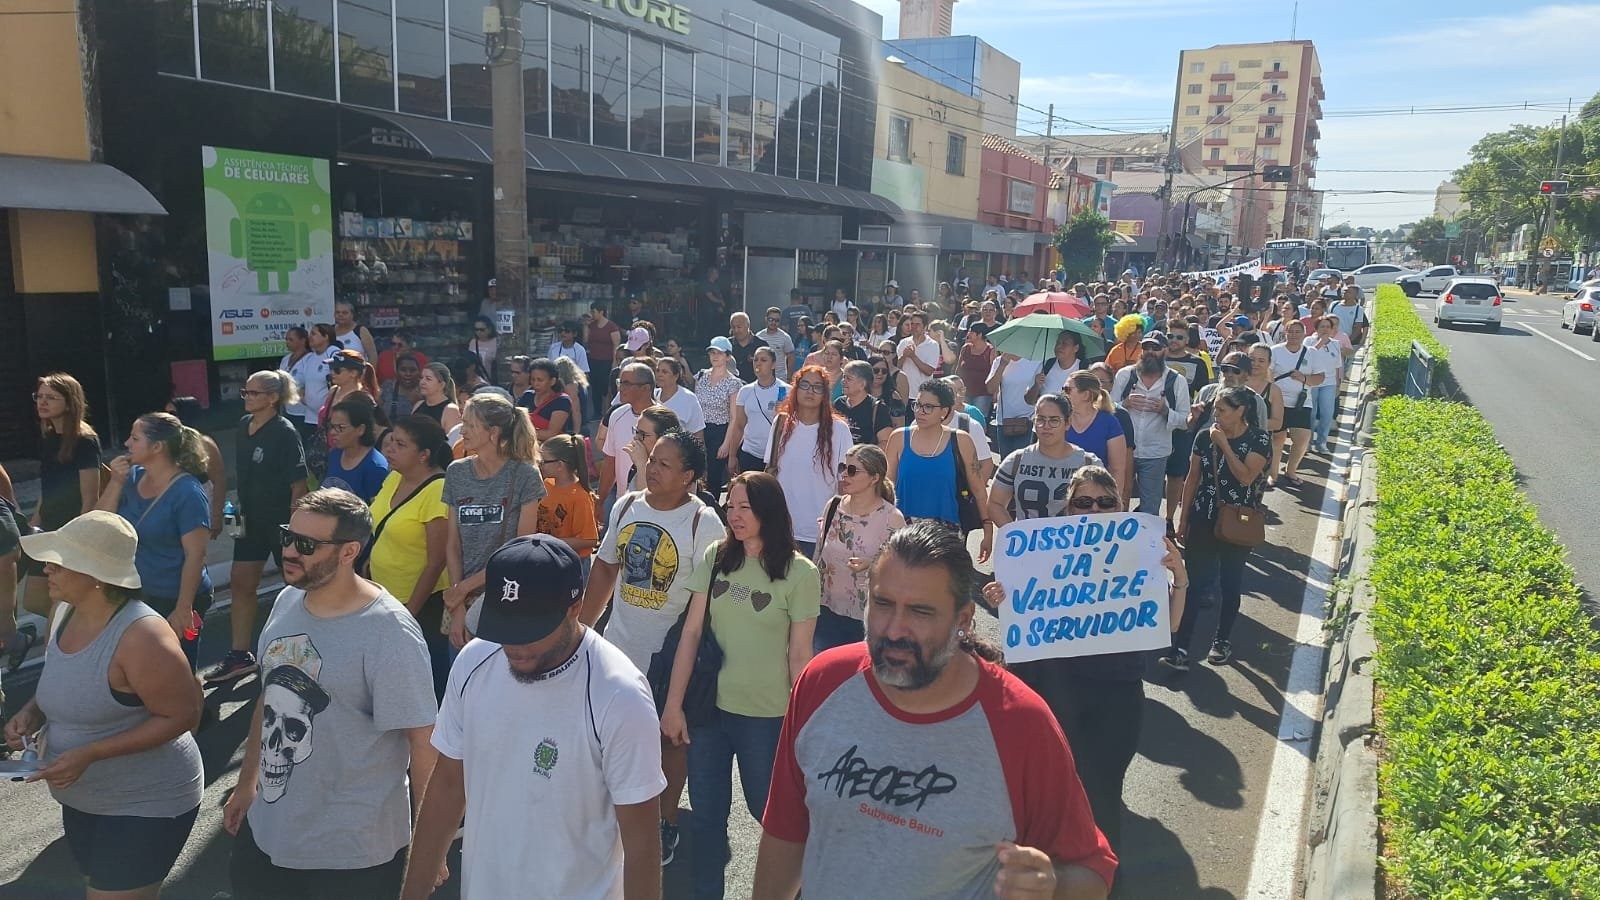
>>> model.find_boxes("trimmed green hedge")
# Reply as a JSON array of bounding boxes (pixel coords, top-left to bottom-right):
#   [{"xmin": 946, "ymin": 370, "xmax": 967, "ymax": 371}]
[
  {"xmin": 1371, "ymin": 284, "xmax": 1449, "ymax": 395},
  {"xmin": 1371, "ymin": 398, "xmax": 1600, "ymax": 897}
]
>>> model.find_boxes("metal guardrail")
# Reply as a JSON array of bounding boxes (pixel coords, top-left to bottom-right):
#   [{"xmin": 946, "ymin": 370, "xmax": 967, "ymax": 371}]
[{"xmin": 1403, "ymin": 340, "xmax": 1433, "ymax": 399}]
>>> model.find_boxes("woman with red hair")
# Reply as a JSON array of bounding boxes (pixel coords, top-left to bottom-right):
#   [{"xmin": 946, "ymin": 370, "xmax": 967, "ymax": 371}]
[{"xmin": 762, "ymin": 365, "xmax": 853, "ymax": 558}]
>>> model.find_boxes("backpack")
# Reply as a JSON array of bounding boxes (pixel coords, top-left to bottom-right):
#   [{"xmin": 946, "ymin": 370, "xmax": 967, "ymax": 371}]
[{"xmin": 1119, "ymin": 368, "xmax": 1179, "ymax": 411}]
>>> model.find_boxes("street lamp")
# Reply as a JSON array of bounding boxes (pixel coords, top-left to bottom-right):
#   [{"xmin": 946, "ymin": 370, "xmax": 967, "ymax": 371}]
[{"xmin": 1319, "ymin": 207, "xmax": 1345, "ymax": 239}]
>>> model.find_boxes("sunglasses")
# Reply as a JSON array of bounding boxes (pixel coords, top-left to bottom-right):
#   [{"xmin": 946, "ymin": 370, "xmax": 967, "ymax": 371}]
[
  {"xmin": 837, "ymin": 462, "xmax": 866, "ymax": 477},
  {"xmin": 1069, "ymin": 496, "xmax": 1120, "ymax": 511},
  {"xmin": 239, "ymin": 389, "xmax": 269, "ymax": 398},
  {"xmin": 278, "ymin": 524, "xmax": 347, "ymax": 555}
]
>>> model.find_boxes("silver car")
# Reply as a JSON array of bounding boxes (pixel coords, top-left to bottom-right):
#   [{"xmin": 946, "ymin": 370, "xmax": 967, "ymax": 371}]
[{"xmin": 1561, "ymin": 287, "xmax": 1598, "ymax": 335}]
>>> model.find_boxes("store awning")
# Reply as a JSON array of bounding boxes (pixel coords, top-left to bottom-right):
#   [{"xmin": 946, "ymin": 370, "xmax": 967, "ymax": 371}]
[
  {"xmin": 350, "ymin": 110, "xmax": 900, "ymax": 217},
  {"xmin": 0, "ymin": 154, "xmax": 167, "ymax": 215}
]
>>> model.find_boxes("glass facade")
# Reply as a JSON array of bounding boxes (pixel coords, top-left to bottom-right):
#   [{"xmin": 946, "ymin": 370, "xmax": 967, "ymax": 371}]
[
  {"xmin": 162, "ymin": 0, "xmax": 865, "ymax": 189},
  {"xmin": 885, "ymin": 36, "xmax": 980, "ymax": 99}
]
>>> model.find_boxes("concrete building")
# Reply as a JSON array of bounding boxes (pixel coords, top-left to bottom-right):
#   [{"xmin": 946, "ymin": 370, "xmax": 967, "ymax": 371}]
[
  {"xmin": 872, "ymin": 56, "xmax": 984, "ymax": 220},
  {"xmin": 886, "ymin": 36, "xmax": 1020, "ymax": 135},
  {"xmin": 898, "ymin": 0, "xmax": 957, "ymax": 40},
  {"xmin": 1434, "ymin": 181, "xmax": 1467, "ymax": 221},
  {"xmin": 1174, "ymin": 40, "xmax": 1323, "ymax": 253}
]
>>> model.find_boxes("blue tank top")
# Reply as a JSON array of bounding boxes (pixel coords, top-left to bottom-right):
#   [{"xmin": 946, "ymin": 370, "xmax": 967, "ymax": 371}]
[{"xmin": 895, "ymin": 428, "xmax": 960, "ymax": 524}]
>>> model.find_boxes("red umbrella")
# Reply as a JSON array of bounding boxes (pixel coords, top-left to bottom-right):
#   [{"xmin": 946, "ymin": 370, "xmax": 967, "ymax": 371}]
[{"xmin": 1012, "ymin": 291, "xmax": 1092, "ymax": 319}]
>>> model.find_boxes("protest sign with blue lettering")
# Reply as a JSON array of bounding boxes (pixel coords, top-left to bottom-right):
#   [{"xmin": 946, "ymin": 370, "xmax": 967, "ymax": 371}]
[{"xmin": 995, "ymin": 512, "xmax": 1171, "ymax": 663}]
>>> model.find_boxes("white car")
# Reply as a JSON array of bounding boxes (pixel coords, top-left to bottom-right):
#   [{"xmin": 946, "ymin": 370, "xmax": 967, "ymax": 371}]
[
  {"xmin": 1350, "ymin": 263, "xmax": 1410, "ymax": 294},
  {"xmin": 1400, "ymin": 265, "xmax": 1459, "ymax": 297},
  {"xmin": 1434, "ymin": 277, "xmax": 1502, "ymax": 331},
  {"xmin": 1560, "ymin": 287, "xmax": 1598, "ymax": 335}
]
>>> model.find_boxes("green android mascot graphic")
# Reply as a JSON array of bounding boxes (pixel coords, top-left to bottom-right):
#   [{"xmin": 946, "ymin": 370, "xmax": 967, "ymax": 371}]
[{"xmin": 229, "ymin": 192, "xmax": 312, "ymax": 293}]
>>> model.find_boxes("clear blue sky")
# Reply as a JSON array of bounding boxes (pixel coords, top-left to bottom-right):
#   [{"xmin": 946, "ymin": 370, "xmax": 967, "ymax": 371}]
[{"xmin": 862, "ymin": 0, "xmax": 1599, "ymax": 228}]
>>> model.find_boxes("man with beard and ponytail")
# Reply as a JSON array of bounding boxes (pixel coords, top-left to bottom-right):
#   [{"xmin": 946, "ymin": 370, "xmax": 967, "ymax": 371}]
[
  {"xmin": 752, "ymin": 522, "xmax": 1117, "ymax": 900},
  {"xmin": 403, "ymin": 534, "xmax": 665, "ymax": 900},
  {"xmin": 1110, "ymin": 332, "xmax": 1189, "ymax": 518}
]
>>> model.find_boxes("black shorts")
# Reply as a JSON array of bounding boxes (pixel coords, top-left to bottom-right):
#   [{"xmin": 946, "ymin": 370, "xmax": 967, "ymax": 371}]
[
  {"xmin": 230, "ymin": 816, "xmax": 407, "ymax": 900},
  {"xmin": 61, "ymin": 803, "xmax": 198, "ymax": 892},
  {"xmin": 1282, "ymin": 405, "xmax": 1312, "ymax": 431},
  {"xmin": 1167, "ymin": 432, "xmax": 1196, "ymax": 478},
  {"xmin": 233, "ymin": 519, "xmax": 286, "ymax": 565},
  {"xmin": 737, "ymin": 449, "xmax": 766, "ymax": 475}
]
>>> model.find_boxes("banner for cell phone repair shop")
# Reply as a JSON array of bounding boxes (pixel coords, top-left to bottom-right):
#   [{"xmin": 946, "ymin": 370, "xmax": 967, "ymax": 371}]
[
  {"xmin": 994, "ymin": 513, "xmax": 1171, "ymax": 662},
  {"xmin": 1183, "ymin": 258, "xmax": 1263, "ymax": 284}
]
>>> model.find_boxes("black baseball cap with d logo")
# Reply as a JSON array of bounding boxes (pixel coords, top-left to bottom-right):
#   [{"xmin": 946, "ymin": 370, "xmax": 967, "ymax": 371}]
[{"xmin": 476, "ymin": 535, "xmax": 585, "ymax": 645}]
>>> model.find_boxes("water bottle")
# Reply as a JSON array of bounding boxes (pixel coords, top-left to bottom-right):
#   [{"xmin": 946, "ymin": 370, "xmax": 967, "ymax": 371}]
[
  {"xmin": 223, "ymin": 500, "xmax": 244, "ymax": 539},
  {"xmin": 184, "ymin": 610, "xmax": 202, "ymax": 643}
]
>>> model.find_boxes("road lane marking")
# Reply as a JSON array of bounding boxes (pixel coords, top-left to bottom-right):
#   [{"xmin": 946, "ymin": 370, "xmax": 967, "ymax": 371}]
[
  {"xmin": 1243, "ymin": 354, "xmax": 1363, "ymax": 899},
  {"xmin": 1507, "ymin": 322, "xmax": 1598, "ymax": 361}
]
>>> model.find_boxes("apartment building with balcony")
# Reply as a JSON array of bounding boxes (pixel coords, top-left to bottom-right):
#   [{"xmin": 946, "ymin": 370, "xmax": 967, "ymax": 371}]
[{"xmin": 1174, "ymin": 40, "xmax": 1323, "ymax": 253}]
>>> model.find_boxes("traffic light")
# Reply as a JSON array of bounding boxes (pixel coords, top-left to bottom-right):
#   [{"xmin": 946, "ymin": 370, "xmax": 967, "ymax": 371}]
[
  {"xmin": 1540, "ymin": 180, "xmax": 1569, "ymax": 196},
  {"xmin": 1262, "ymin": 166, "xmax": 1293, "ymax": 183}
]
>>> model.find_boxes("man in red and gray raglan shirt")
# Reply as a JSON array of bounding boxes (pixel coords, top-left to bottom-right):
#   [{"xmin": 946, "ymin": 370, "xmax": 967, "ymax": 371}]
[{"xmin": 752, "ymin": 521, "xmax": 1117, "ymax": 900}]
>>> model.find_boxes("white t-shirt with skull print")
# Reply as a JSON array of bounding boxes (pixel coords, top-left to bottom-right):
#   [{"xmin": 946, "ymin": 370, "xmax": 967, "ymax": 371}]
[{"xmin": 248, "ymin": 586, "xmax": 438, "ymax": 870}]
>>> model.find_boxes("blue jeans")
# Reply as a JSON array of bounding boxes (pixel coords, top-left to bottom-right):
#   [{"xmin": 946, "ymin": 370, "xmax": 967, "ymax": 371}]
[
  {"xmin": 1310, "ymin": 383, "xmax": 1338, "ymax": 447},
  {"xmin": 994, "ymin": 425, "xmax": 1032, "ymax": 463},
  {"xmin": 687, "ymin": 709, "xmax": 784, "ymax": 900},
  {"xmin": 813, "ymin": 606, "xmax": 865, "ymax": 653},
  {"xmin": 1133, "ymin": 456, "xmax": 1167, "ymax": 517}
]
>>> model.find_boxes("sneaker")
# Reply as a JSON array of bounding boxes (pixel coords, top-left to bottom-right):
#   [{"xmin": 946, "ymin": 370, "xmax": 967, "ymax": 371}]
[
  {"xmin": 1158, "ymin": 649, "xmax": 1190, "ymax": 673},
  {"xmin": 203, "ymin": 650, "xmax": 259, "ymax": 685},
  {"xmin": 660, "ymin": 819, "xmax": 681, "ymax": 867},
  {"xmin": 1208, "ymin": 640, "xmax": 1233, "ymax": 665}
]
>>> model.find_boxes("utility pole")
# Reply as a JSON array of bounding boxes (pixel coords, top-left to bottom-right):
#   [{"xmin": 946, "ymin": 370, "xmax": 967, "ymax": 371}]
[
  {"xmin": 488, "ymin": 0, "xmax": 529, "ymax": 369},
  {"xmin": 1529, "ymin": 112, "xmax": 1566, "ymax": 289},
  {"xmin": 1044, "ymin": 103, "xmax": 1053, "ymax": 168},
  {"xmin": 1155, "ymin": 50, "xmax": 1184, "ymax": 271}
]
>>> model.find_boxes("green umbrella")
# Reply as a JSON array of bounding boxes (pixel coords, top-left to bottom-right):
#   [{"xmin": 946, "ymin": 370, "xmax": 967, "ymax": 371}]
[{"xmin": 986, "ymin": 313, "xmax": 1105, "ymax": 361}]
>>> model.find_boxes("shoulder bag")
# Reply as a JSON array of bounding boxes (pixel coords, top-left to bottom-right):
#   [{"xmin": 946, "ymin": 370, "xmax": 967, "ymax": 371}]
[
  {"xmin": 950, "ymin": 430, "xmax": 985, "ymax": 533},
  {"xmin": 1211, "ymin": 444, "xmax": 1265, "ymax": 547},
  {"xmin": 645, "ymin": 505, "xmax": 721, "ymax": 726},
  {"xmin": 358, "ymin": 473, "xmax": 446, "ymax": 576}
]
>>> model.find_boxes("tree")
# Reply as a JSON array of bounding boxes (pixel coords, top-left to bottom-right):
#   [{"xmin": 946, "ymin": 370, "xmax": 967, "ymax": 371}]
[
  {"xmin": 1054, "ymin": 210, "xmax": 1116, "ymax": 282},
  {"xmin": 1408, "ymin": 216, "xmax": 1451, "ymax": 264}
]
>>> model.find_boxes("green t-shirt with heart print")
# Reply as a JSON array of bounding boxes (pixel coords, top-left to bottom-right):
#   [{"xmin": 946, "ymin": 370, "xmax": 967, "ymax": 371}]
[{"xmin": 687, "ymin": 540, "xmax": 821, "ymax": 718}]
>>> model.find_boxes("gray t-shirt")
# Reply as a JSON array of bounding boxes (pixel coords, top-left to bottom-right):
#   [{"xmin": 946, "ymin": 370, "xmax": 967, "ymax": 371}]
[
  {"xmin": 1195, "ymin": 382, "xmax": 1269, "ymax": 433},
  {"xmin": 760, "ymin": 328, "xmax": 797, "ymax": 380},
  {"xmin": 993, "ymin": 445, "xmax": 1103, "ymax": 520},
  {"xmin": 443, "ymin": 458, "xmax": 546, "ymax": 582},
  {"xmin": 249, "ymin": 587, "xmax": 438, "ymax": 870}
]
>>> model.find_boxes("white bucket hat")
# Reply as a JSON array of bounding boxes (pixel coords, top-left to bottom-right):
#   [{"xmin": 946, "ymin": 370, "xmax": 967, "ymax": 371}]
[{"xmin": 19, "ymin": 510, "xmax": 142, "ymax": 590}]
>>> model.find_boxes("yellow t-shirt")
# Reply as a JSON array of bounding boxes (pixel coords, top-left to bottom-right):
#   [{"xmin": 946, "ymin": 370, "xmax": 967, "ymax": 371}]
[{"xmin": 368, "ymin": 471, "xmax": 450, "ymax": 600}]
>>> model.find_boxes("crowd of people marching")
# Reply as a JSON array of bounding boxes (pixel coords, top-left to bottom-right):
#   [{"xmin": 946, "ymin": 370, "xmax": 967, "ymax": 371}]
[{"xmin": 0, "ymin": 265, "xmax": 1366, "ymax": 899}]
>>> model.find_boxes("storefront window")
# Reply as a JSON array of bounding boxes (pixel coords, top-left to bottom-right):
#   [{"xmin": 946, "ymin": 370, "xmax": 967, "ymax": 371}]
[
  {"xmin": 397, "ymin": 0, "xmax": 447, "ymax": 117},
  {"xmin": 692, "ymin": 51, "xmax": 723, "ymax": 166},
  {"xmin": 798, "ymin": 49, "xmax": 820, "ymax": 182},
  {"xmin": 156, "ymin": 0, "xmax": 195, "ymax": 77},
  {"xmin": 549, "ymin": 8, "xmax": 589, "ymax": 142},
  {"xmin": 723, "ymin": 17, "xmax": 755, "ymax": 171},
  {"xmin": 450, "ymin": 0, "xmax": 490, "ymax": 124},
  {"xmin": 776, "ymin": 38, "xmax": 800, "ymax": 179},
  {"xmin": 591, "ymin": 23, "xmax": 629, "ymax": 150},
  {"xmin": 272, "ymin": 0, "xmax": 335, "ymax": 99},
  {"xmin": 338, "ymin": 0, "xmax": 395, "ymax": 109},
  {"xmin": 752, "ymin": 27, "xmax": 778, "ymax": 175},
  {"xmin": 630, "ymin": 35, "xmax": 663, "ymax": 155},
  {"xmin": 524, "ymin": 5, "xmax": 550, "ymax": 136},
  {"xmin": 819, "ymin": 56, "xmax": 839, "ymax": 185},
  {"xmin": 197, "ymin": 0, "xmax": 269, "ymax": 88},
  {"xmin": 663, "ymin": 46, "xmax": 694, "ymax": 160}
]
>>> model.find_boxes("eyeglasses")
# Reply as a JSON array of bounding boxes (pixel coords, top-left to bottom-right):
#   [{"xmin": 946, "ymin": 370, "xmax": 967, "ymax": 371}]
[
  {"xmin": 633, "ymin": 429, "xmax": 658, "ymax": 441},
  {"xmin": 239, "ymin": 389, "xmax": 269, "ymax": 398},
  {"xmin": 795, "ymin": 381, "xmax": 827, "ymax": 395},
  {"xmin": 32, "ymin": 393, "xmax": 63, "ymax": 403},
  {"xmin": 1034, "ymin": 416, "xmax": 1065, "ymax": 428},
  {"xmin": 1069, "ymin": 495, "xmax": 1120, "ymax": 511},
  {"xmin": 278, "ymin": 525, "xmax": 346, "ymax": 555},
  {"xmin": 617, "ymin": 380, "xmax": 650, "ymax": 388},
  {"xmin": 912, "ymin": 401, "xmax": 948, "ymax": 414},
  {"xmin": 1219, "ymin": 365, "xmax": 1242, "ymax": 374},
  {"xmin": 766, "ymin": 318, "xmax": 781, "ymax": 325},
  {"xmin": 837, "ymin": 462, "xmax": 865, "ymax": 477},
  {"xmin": 871, "ymin": 367, "xmax": 888, "ymax": 376}
]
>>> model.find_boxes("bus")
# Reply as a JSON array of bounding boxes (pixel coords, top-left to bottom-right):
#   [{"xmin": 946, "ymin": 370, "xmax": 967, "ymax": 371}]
[
  {"xmin": 1261, "ymin": 238, "xmax": 1319, "ymax": 273},
  {"xmin": 1322, "ymin": 238, "xmax": 1371, "ymax": 273}
]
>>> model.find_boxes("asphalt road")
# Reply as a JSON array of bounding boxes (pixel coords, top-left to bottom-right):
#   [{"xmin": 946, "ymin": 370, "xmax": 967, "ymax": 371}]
[
  {"xmin": 0, "ymin": 411, "xmax": 1350, "ymax": 899},
  {"xmin": 1413, "ymin": 285, "xmax": 1600, "ymax": 598}
]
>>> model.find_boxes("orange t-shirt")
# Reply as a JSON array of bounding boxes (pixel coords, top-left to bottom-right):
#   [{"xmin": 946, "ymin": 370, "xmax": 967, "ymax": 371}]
[
  {"xmin": 537, "ymin": 478, "xmax": 599, "ymax": 556},
  {"xmin": 1105, "ymin": 341, "xmax": 1144, "ymax": 373}
]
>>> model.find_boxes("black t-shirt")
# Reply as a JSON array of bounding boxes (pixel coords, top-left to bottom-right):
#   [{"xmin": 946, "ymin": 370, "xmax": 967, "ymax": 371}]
[
  {"xmin": 235, "ymin": 414, "xmax": 308, "ymax": 521},
  {"xmin": 833, "ymin": 395, "xmax": 894, "ymax": 447},
  {"xmin": 38, "ymin": 432, "xmax": 101, "ymax": 531},
  {"xmin": 728, "ymin": 336, "xmax": 761, "ymax": 382},
  {"xmin": 1190, "ymin": 426, "xmax": 1271, "ymax": 522}
]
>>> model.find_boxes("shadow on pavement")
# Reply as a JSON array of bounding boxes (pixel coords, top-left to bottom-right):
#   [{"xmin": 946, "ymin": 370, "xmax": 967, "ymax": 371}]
[
  {"xmin": 1135, "ymin": 697, "xmax": 1243, "ymax": 810},
  {"xmin": 1115, "ymin": 810, "xmax": 1237, "ymax": 899}
]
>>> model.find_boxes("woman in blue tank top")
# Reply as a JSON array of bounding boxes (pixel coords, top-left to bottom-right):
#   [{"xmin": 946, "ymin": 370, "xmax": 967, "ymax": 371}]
[{"xmin": 884, "ymin": 380, "xmax": 984, "ymax": 528}]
